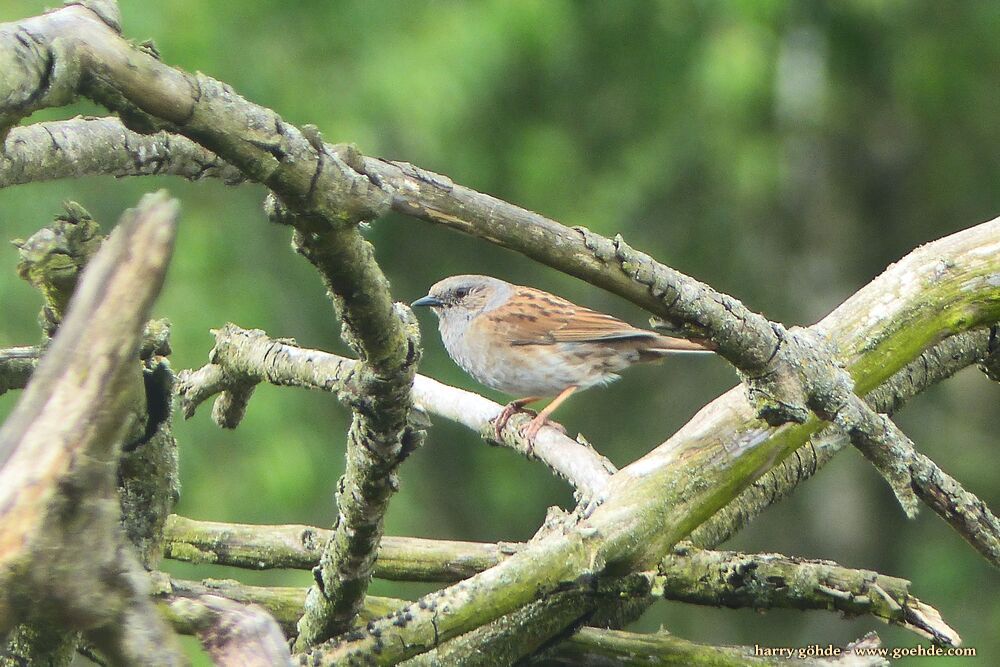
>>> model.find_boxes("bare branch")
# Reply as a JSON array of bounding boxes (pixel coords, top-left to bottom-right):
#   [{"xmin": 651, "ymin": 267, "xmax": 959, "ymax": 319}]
[
  {"xmin": 4, "ymin": 113, "xmax": 993, "ymax": 558},
  {"xmin": 0, "ymin": 191, "xmax": 184, "ymax": 664},
  {"xmin": 842, "ymin": 407, "xmax": 1000, "ymax": 567},
  {"xmin": 2, "ymin": 4, "xmax": 422, "ymax": 647},
  {"xmin": 1, "ymin": 5, "xmax": 385, "ymax": 222},
  {"xmin": 0, "ymin": 118, "xmax": 245, "ymax": 189},
  {"xmin": 10, "ymin": 113, "xmax": 991, "ymax": 577},
  {"xmin": 176, "ymin": 324, "xmax": 614, "ymax": 495},
  {"xmin": 162, "ymin": 515, "xmax": 513, "ymax": 582},
  {"xmin": 690, "ymin": 327, "xmax": 996, "ymax": 547},
  {"xmin": 365, "ymin": 160, "xmax": 778, "ymax": 370},
  {"xmin": 267, "ymin": 205, "xmax": 421, "ymax": 647},
  {"xmin": 2, "ymin": 5, "xmax": 996, "ymax": 661},
  {"xmin": 400, "ymin": 590, "xmax": 592, "ymax": 667},
  {"xmin": 0, "ymin": 320, "xmax": 173, "ymax": 397},
  {"xmin": 657, "ymin": 545, "xmax": 959, "ymax": 646}
]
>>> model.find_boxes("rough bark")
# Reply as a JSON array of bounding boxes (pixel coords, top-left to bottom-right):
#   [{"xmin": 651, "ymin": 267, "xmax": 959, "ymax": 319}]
[{"xmin": 0, "ymin": 192, "xmax": 184, "ymax": 665}]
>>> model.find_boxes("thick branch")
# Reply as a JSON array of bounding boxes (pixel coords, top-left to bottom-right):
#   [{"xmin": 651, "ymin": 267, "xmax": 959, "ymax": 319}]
[
  {"xmin": 265, "ymin": 207, "xmax": 421, "ymax": 647},
  {"xmin": 400, "ymin": 590, "xmax": 592, "ymax": 667},
  {"xmin": 10, "ymin": 201, "xmax": 180, "ymax": 576},
  {"xmin": 657, "ymin": 546, "xmax": 958, "ymax": 645},
  {"xmin": 176, "ymin": 324, "xmax": 614, "ymax": 495},
  {"xmin": 690, "ymin": 327, "xmax": 995, "ymax": 547},
  {"xmin": 162, "ymin": 515, "xmax": 513, "ymax": 582},
  {"xmin": 0, "ymin": 191, "xmax": 184, "ymax": 663}
]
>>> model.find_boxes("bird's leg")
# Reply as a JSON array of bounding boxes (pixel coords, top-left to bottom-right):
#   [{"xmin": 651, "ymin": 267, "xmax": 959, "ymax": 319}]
[
  {"xmin": 494, "ymin": 396, "xmax": 542, "ymax": 439},
  {"xmin": 522, "ymin": 385, "xmax": 578, "ymax": 442}
]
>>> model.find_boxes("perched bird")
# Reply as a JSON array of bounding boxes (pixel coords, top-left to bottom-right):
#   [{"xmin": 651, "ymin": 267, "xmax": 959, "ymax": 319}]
[{"xmin": 412, "ymin": 275, "xmax": 711, "ymax": 440}]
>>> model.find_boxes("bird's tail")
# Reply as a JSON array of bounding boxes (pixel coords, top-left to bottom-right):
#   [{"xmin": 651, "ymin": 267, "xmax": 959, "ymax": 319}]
[{"xmin": 644, "ymin": 335, "xmax": 714, "ymax": 356}]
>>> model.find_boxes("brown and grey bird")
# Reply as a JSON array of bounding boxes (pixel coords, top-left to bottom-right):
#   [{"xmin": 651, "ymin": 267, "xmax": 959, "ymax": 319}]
[{"xmin": 411, "ymin": 275, "xmax": 711, "ymax": 440}]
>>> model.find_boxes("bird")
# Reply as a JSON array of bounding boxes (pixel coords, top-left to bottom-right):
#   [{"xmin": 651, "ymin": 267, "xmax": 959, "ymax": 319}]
[{"xmin": 411, "ymin": 275, "xmax": 711, "ymax": 441}]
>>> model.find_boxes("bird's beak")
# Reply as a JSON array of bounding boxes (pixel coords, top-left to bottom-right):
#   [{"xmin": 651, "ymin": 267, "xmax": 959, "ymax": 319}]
[{"xmin": 411, "ymin": 295, "xmax": 443, "ymax": 308}]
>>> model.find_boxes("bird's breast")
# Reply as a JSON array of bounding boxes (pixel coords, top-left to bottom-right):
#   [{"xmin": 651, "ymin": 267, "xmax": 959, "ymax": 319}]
[{"xmin": 439, "ymin": 316, "xmax": 628, "ymax": 397}]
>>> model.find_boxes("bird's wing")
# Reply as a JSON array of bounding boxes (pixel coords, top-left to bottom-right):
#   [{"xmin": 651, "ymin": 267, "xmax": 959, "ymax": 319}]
[{"xmin": 500, "ymin": 287, "xmax": 659, "ymax": 346}]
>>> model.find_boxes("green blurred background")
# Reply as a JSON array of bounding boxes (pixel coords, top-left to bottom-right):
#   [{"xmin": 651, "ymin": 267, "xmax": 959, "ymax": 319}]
[{"xmin": 1, "ymin": 1, "xmax": 998, "ymax": 664}]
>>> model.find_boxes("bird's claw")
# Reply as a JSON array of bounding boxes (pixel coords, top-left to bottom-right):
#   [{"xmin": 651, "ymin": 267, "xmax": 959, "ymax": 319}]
[
  {"xmin": 519, "ymin": 415, "xmax": 565, "ymax": 443},
  {"xmin": 493, "ymin": 404, "xmax": 536, "ymax": 439},
  {"xmin": 521, "ymin": 417, "xmax": 545, "ymax": 444}
]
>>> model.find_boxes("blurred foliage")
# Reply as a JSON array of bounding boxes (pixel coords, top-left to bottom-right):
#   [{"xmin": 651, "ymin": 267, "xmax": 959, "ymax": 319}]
[{"xmin": 1, "ymin": 1, "xmax": 998, "ymax": 664}]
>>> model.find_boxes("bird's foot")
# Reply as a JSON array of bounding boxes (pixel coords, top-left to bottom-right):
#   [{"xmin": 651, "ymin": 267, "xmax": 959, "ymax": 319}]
[
  {"xmin": 520, "ymin": 414, "xmax": 564, "ymax": 443},
  {"xmin": 493, "ymin": 398, "xmax": 539, "ymax": 439}
]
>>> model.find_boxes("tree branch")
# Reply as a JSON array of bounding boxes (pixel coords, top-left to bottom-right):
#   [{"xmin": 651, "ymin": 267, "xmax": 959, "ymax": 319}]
[
  {"xmin": 2, "ymin": 5, "xmax": 997, "ymax": 661},
  {"xmin": 14, "ymin": 4, "xmax": 425, "ymax": 644},
  {"xmin": 689, "ymin": 328, "xmax": 995, "ymax": 548},
  {"xmin": 265, "ymin": 203, "xmax": 421, "ymax": 648},
  {"xmin": 3, "ymin": 114, "xmax": 993, "ymax": 557},
  {"xmin": 176, "ymin": 324, "xmax": 615, "ymax": 496},
  {"xmin": 835, "ymin": 397, "xmax": 1000, "ymax": 566},
  {"xmin": 0, "ymin": 117, "xmax": 245, "ymax": 188},
  {"xmin": 657, "ymin": 545, "xmax": 958, "ymax": 645},
  {"xmin": 0, "ymin": 191, "xmax": 184, "ymax": 664},
  {"xmin": 366, "ymin": 155, "xmax": 1000, "ymax": 553},
  {"xmin": 7, "ymin": 114, "xmax": 992, "ymax": 568},
  {"xmin": 162, "ymin": 514, "xmax": 514, "ymax": 582}
]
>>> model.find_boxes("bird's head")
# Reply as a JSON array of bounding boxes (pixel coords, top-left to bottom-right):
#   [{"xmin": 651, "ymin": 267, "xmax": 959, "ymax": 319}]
[{"xmin": 411, "ymin": 274, "xmax": 512, "ymax": 321}]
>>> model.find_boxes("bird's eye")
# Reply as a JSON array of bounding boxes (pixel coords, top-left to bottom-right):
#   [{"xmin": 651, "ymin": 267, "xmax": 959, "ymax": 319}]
[{"xmin": 454, "ymin": 287, "xmax": 469, "ymax": 299}]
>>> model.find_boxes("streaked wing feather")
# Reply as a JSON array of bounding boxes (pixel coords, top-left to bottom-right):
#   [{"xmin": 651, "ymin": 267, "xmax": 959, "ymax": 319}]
[{"xmin": 504, "ymin": 287, "xmax": 655, "ymax": 345}]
